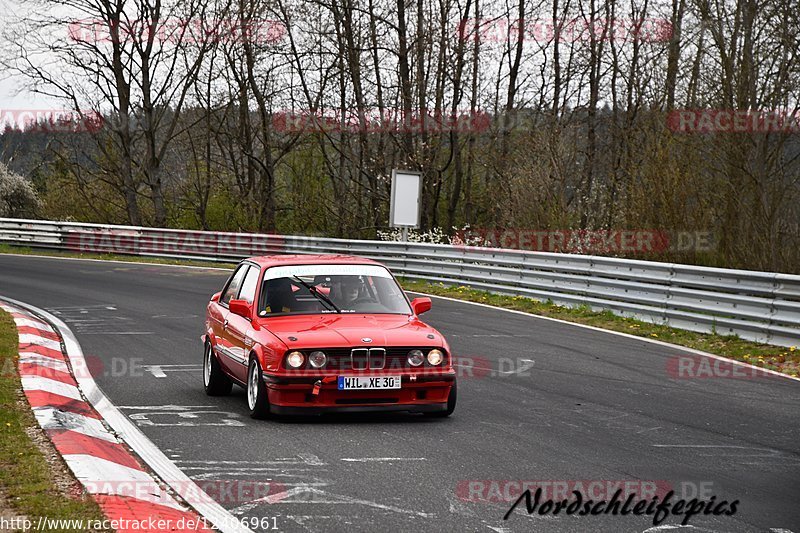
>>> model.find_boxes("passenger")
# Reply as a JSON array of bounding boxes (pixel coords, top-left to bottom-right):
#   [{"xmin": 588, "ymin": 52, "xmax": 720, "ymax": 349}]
[{"xmin": 264, "ymin": 278, "xmax": 296, "ymax": 313}]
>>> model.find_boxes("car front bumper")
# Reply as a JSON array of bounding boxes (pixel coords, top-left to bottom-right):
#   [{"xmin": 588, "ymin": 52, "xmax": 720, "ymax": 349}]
[
  {"xmin": 263, "ymin": 371, "xmax": 455, "ymax": 414},
  {"xmin": 270, "ymin": 402, "xmax": 448, "ymax": 415}
]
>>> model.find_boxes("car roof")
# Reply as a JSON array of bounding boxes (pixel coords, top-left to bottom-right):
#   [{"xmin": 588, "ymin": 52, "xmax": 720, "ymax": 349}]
[{"xmin": 245, "ymin": 254, "xmax": 383, "ymax": 269}]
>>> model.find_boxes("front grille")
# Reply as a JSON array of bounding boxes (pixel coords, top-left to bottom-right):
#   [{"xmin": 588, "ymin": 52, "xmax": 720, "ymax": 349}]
[
  {"xmin": 321, "ymin": 349, "xmax": 353, "ymax": 370},
  {"xmin": 351, "ymin": 348, "xmax": 369, "ymax": 370},
  {"xmin": 349, "ymin": 348, "xmax": 385, "ymax": 369},
  {"xmin": 368, "ymin": 348, "xmax": 385, "ymax": 369},
  {"xmin": 296, "ymin": 347, "xmax": 446, "ymax": 370}
]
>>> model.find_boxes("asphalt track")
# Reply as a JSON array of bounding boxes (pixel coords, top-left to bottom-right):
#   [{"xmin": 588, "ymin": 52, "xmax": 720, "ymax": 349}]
[{"xmin": 1, "ymin": 253, "xmax": 798, "ymax": 533}]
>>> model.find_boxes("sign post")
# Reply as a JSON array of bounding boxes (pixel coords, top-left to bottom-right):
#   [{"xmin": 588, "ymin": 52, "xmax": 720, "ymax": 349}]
[{"xmin": 389, "ymin": 169, "xmax": 422, "ymax": 242}]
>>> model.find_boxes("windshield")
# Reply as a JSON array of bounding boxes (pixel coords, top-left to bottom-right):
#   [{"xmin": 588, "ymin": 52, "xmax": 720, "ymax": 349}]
[{"xmin": 258, "ymin": 264, "xmax": 412, "ymax": 316}]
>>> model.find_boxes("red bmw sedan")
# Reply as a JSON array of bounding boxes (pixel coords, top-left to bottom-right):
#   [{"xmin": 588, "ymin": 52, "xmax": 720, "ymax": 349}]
[{"xmin": 203, "ymin": 255, "xmax": 457, "ymax": 418}]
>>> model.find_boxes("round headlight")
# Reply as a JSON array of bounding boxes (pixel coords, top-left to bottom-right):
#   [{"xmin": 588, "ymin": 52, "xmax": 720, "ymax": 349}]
[
  {"xmin": 308, "ymin": 351, "xmax": 327, "ymax": 368},
  {"xmin": 286, "ymin": 351, "xmax": 305, "ymax": 368},
  {"xmin": 407, "ymin": 349, "xmax": 424, "ymax": 367},
  {"xmin": 427, "ymin": 349, "xmax": 444, "ymax": 366}
]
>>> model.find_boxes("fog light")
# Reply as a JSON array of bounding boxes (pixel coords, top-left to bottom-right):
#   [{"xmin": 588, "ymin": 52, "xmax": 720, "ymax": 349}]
[
  {"xmin": 287, "ymin": 351, "xmax": 305, "ymax": 368},
  {"xmin": 309, "ymin": 351, "xmax": 327, "ymax": 368},
  {"xmin": 407, "ymin": 349, "xmax": 424, "ymax": 367},
  {"xmin": 427, "ymin": 349, "xmax": 444, "ymax": 366}
]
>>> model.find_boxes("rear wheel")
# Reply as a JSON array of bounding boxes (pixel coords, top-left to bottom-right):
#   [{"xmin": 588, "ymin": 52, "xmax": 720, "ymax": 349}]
[
  {"xmin": 203, "ymin": 342, "xmax": 232, "ymax": 396},
  {"xmin": 247, "ymin": 358, "xmax": 271, "ymax": 419},
  {"xmin": 425, "ymin": 379, "xmax": 457, "ymax": 418}
]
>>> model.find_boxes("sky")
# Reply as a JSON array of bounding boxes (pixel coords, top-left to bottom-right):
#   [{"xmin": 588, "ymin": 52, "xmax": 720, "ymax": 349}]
[
  {"xmin": 0, "ymin": 0, "xmax": 65, "ymax": 109},
  {"xmin": 0, "ymin": 75, "xmax": 52, "ymax": 108}
]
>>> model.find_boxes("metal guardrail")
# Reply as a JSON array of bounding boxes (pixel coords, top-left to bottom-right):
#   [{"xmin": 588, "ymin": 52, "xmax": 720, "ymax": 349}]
[{"xmin": 1, "ymin": 217, "xmax": 799, "ymax": 347}]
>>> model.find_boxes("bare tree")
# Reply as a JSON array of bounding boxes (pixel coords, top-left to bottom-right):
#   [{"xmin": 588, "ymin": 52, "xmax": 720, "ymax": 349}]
[{"xmin": 4, "ymin": 0, "xmax": 218, "ymax": 226}]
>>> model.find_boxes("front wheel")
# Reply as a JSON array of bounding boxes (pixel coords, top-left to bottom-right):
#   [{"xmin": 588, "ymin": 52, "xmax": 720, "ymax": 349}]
[
  {"xmin": 203, "ymin": 342, "xmax": 232, "ymax": 396},
  {"xmin": 247, "ymin": 358, "xmax": 271, "ymax": 419},
  {"xmin": 425, "ymin": 380, "xmax": 457, "ymax": 418}
]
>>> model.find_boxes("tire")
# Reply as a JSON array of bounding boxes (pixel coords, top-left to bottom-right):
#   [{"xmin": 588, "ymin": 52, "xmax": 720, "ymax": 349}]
[
  {"xmin": 203, "ymin": 342, "xmax": 232, "ymax": 396},
  {"xmin": 425, "ymin": 379, "xmax": 457, "ymax": 418},
  {"xmin": 247, "ymin": 357, "xmax": 271, "ymax": 419}
]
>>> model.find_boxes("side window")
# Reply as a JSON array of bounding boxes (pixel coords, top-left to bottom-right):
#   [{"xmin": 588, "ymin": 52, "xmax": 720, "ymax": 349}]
[
  {"xmin": 221, "ymin": 265, "xmax": 249, "ymax": 306},
  {"xmin": 238, "ymin": 266, "xmax": 260, "ymax": 304}
]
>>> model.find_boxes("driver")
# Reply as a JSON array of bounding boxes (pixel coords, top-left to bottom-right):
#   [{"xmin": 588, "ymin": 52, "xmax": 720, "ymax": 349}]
[{"xmin": 333, "ymin": 276, "xmax": 362, "ymax": 307}]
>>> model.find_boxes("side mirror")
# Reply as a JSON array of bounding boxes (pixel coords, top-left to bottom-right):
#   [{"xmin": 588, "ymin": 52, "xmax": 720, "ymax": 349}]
[
  {"xmin": 229, "ymin": 299, "xmax": 252, "ymax": 320},
  {"xmin": 211, "ymin": 291, "xmax": 221, "ymax": 303},
  {"xmin": 411, "ymin": 297, "xmax": 432, "ymax": 315}
]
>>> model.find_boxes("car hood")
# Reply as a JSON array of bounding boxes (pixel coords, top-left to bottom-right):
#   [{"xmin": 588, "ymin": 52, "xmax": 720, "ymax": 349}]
[{"xmin": 257, "ymin": 313, "xmax": 444, "ymax": 349}]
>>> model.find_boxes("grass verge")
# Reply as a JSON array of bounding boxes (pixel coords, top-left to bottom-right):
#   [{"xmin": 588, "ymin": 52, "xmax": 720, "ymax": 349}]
[
  {"xmin": 400, "ymin": 279, "xmax": 799, "ymax": 378},
  {"xmin": 1, "ymin": 245, "xmax": 797, "ymax": 377},
  {"xmin": 0, "ymin": 308, "xmax": 110, "ymax": 529}
]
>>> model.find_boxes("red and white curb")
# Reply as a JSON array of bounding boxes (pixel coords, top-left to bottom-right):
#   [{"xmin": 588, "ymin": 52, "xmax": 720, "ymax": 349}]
[{"xmin": 1, "ymin": 297, "xmax": 253, "ymax": 533}]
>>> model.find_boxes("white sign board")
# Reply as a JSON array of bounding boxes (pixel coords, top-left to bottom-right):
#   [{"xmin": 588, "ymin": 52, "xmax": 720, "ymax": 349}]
[{"xmin": 389, "ymin": 169, "xmax": 422, "ymax": 228}]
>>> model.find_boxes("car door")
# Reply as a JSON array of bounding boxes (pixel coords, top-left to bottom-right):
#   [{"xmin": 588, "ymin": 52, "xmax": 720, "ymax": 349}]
[
  {"xmin": 223, "ymin": 264, "xmax": 260, "ymax": 383},
  {"xmin": 215, "ymin": 264, "xmax": 249, "ymax": 377}
]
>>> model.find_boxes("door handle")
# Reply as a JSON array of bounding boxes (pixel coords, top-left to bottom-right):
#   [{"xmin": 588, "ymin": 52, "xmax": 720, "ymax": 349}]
[{"xmin": 223, "ymin": 320, "xmax": 229, "ymax": 329}]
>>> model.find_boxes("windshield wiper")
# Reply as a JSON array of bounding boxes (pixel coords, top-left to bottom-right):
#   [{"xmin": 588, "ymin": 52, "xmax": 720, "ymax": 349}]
[{"xmin": 292, "ymin": 276, "xmax": 341, "ymax": 313}]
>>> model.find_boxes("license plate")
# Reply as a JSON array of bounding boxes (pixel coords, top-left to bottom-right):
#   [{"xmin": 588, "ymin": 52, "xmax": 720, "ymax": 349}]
[{"xmin": 337, "ymin": 376, "xmax": 402, "ymax": 390}]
